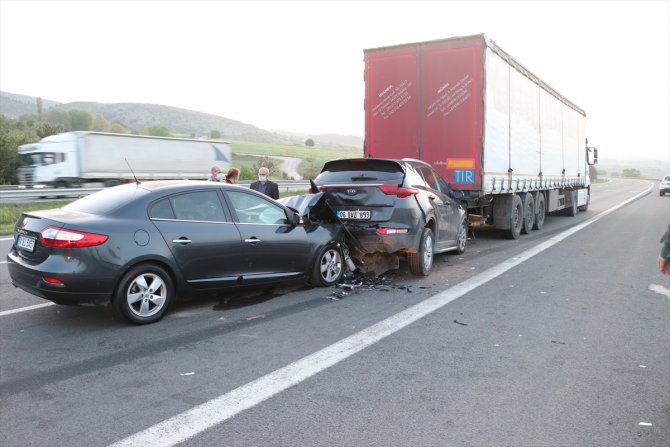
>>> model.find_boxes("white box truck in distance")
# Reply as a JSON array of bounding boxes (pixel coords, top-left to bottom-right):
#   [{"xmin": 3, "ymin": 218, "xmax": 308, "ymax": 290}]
[
  {"xmin": 364, "ymin": 34, "xmax": 598, "ymax": 239},
  {"xmin": 17, "ymin": 132, "xmax": 231, "ymax": 188}
]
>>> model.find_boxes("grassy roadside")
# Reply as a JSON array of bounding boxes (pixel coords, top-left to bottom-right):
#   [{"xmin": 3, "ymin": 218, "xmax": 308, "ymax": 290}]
[
  {"xmin": 231, "ymin": 141, "xmax": 362, "ymax": 179},
  {"xmin": 0, "ymin": 200, "xmax": 75, "ymax": 236}
]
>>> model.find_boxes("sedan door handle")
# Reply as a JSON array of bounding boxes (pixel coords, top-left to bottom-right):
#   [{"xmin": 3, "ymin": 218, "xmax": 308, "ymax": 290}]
[
  {"xmin": 172, "ymin": 238, "xmax": 192, "ymax": 245},
  {"xmin": 244, "ymin": 237, "xmax": 261, "ymax": 244}
]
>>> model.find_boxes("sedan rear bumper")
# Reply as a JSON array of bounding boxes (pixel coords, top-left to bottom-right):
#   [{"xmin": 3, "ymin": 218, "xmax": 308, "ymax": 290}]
[{"xmin": 7, "ymin": 251, "xmax": 114, "ymax": 305}]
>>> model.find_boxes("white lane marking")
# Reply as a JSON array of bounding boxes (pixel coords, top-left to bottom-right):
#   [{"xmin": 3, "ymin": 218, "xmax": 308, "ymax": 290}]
[
  {"xmin": 109, "ymin": 185, "xmax": 653, "ymax": 447},
  {"xmin": 1, "ymin": 237, "xmax": 14, "ymax": 241},
  {"xmin": 0, "ymin": 302, "xmax": 55, "ymax": 316},
  {"xmin": 649, "ymin": 284, "xmax": 670, "ymax": 299},
  {"xmin": 0, "ymin": 261, "xmax": 8, "ymax": 264}
]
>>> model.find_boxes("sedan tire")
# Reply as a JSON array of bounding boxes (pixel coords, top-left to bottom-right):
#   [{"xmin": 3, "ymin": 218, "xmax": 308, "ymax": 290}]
[
  {"xmin": 311, "ymin": 245, "xmax": 344, "ymax": 287},
  {"xmin": 113, "ymin": 263, "xmax": 174, "ymax": 324},
  {"xmin": 408, "ymin": 227, "xmax": 434, "ymax": 276}
]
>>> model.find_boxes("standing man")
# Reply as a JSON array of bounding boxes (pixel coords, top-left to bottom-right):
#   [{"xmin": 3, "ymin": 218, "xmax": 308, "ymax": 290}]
[
  {"xmin": 250, "ymin": 166, "xmax": 279, "ymax": 199},
  {"xmin": 658, "ymin": 223, "xmax": 670, "ymax": 275},
  {"xmin": 207, "ymin": 165, "xmax": 223, "ymax": 182}
]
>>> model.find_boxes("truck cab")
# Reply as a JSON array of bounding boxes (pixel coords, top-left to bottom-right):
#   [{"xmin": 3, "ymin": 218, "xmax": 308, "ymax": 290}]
[{"xmin": 18, "ymin": 133, "xmax": 79, "ymax": 187}]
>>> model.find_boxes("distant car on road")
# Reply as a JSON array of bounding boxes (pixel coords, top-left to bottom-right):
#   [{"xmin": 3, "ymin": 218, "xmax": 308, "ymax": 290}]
[
  {"xmin": 660, "ymin": 175, "xmax": 670, "ymax": 196},
  {"xmin": 7, "ymin": 181, "xmax": 344, "ymax": 324},
  {"xmin": 311, "ymin": 158, "xmax": 468, "ymax": 276}
]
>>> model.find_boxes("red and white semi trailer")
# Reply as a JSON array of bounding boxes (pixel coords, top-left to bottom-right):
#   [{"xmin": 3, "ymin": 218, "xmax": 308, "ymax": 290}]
[{"xmin": 363, "ymin": 34, "xmax": 598, "ymax": 238}]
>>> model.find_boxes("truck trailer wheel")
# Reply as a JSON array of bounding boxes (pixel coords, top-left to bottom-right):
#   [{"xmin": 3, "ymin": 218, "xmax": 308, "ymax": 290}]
[
  {"xmin": 521, "ymin": 193, "xmax": 535, "ymax": 235},
  {"xmin": 104, "ymin": 179, "xmax": 122, "ymax": 188},
  {"xmin": 533, "ymin": 192, "xmax": 546, "ymax": 230},
  {"xmin": 493, "ymin": 195, "xmax": 523, "ymax": 240}
]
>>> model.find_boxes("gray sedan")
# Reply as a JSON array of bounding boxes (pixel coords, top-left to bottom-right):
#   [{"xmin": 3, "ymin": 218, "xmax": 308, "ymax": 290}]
[{"xmin": 7, "ymin": 181, "xmax": 344, "ymax": 324}]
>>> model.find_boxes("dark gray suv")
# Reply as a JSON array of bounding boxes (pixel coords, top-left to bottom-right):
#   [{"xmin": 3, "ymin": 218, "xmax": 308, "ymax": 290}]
[{"xmin": 313, "ymin": 158, "xmax": 468, "ymax": 276}]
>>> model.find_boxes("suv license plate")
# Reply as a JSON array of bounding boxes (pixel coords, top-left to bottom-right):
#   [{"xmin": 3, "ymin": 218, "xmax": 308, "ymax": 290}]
[
  {"xmin": 17, "ymin": 235, "xmax": 36, "ymax": 252},
  {"xmin": 337, "ymin": 210, "xmax": 371, "ymax": 220}
]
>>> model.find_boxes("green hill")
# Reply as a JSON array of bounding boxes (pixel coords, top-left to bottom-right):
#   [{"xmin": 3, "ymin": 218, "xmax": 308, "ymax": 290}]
[{"xmin": 0, "ymin": 90, "xmax": 363, "ymax": 149}]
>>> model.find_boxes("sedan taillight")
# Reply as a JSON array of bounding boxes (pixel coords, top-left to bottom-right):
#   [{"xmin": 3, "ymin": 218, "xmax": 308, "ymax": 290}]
[{"xmin": 40, "ymin": 226, "xmax": 108, "ymax": 248}]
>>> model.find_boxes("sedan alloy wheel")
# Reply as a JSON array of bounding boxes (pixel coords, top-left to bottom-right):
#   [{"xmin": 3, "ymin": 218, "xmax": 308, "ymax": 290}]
[
  {"xmin": 311, "ymin": 245, "xmax": 344, "ymax": 287},
  {"xmin": 113, "ymin": 264, "xmax": 174, "ymax": 324}
]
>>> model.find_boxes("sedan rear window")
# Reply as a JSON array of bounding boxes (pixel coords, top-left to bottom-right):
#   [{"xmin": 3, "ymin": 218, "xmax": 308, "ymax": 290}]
[
  {"xmin": 317, "ymin": 159, "xmax": 405, "ymax": 184},
  {"xmin": 63, "ymin": 185, "xmax": 149, "ymax": 215}
]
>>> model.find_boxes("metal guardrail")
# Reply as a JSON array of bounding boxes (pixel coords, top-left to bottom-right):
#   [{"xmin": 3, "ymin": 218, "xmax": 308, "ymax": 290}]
[
  {"xmin": 0, "ymin": 181, "xmax": 311, "ymax": 201},
  {"xmin": 0, "ymin": 187, "xmax": 103, "ymax": 200}
]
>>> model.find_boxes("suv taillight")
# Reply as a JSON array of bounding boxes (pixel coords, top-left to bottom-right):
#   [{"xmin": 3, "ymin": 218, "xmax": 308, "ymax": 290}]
[
  {"xmin": 40, "ymin": 226, "xmax": 108, "ymax": 248},
  {"xmin": 378, "ymin": 184, "xmax": 418, "ymax": 198}
]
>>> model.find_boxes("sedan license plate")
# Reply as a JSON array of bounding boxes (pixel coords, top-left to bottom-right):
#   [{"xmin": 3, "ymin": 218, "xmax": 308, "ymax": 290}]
[
  {"xmin": 17, "ymin": 235, "xmax": 36, "ymax": 252},
  {"xmin": 337, "ymin": 210, "xmax": 371, "ymax": 220}
]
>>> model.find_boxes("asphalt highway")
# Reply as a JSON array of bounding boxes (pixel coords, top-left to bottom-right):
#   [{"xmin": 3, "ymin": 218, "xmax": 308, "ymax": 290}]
[{"xmin": 1, "ymin": 178, "xmax": 668, "ymax": 446}]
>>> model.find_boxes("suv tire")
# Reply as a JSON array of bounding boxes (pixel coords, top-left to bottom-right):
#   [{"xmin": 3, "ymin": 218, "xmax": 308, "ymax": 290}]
[{"xmin": 408, "ymin": 227, "xmax": 434, "ymax": 276}]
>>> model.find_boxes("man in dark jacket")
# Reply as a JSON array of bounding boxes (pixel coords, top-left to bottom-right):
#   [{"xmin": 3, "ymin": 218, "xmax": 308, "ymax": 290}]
[{"xmin": 249, "ymin": 166, "xmax": 279, "ymax": 200}]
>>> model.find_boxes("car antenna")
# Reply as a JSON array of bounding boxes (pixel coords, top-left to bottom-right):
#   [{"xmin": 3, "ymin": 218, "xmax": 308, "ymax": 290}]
[{"xmin": 125, "ymin": 158, "xmax": 141, "ymax": 185}]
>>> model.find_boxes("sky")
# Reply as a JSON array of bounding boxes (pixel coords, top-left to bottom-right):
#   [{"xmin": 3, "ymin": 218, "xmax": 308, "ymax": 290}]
[{"xmin": 1, "ymin": 0, "xmax": 669, "ymax": 162}]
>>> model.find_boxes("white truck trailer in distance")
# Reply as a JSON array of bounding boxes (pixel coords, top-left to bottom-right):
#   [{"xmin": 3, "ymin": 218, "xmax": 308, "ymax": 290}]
[{"xmin": 17, "ymin": 132, "xmax": 231, "ymax": 188}]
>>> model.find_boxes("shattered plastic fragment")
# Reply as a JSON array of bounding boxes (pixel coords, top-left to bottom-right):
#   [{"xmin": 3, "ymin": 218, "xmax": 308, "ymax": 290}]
[{"xmin": 453, "ymin": 320, "xmax": 468, "ymax": 326}]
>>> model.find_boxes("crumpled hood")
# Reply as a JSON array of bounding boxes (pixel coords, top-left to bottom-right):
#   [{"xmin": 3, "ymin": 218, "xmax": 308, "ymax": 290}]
[{"xmin": 279, "ymin": 192, "xmax": 336, "ymax": 222}]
